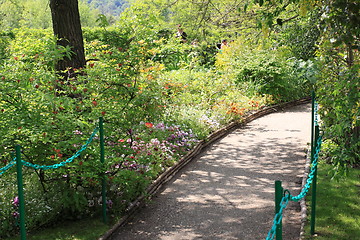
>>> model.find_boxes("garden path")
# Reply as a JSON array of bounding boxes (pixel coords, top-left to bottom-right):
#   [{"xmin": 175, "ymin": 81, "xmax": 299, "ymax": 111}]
[{"xmin": 108, "ymin": 103, "xmax": 311, "ymax": 240}]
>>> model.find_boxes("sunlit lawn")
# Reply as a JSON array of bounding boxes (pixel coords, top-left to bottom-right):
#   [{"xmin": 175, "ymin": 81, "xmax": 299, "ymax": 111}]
[{"xmin": 304, "ymin": 162, "xmax": 360, "ymax": 239}]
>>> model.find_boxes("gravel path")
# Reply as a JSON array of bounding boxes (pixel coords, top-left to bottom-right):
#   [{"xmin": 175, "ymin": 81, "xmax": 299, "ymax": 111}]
[{"xmin": 109, "ymin": 103, "xmax": 311, "ymax": 240}]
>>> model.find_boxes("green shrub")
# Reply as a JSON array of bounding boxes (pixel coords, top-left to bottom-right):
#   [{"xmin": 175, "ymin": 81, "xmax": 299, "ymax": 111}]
[
  {"xmin": 0, "ymin": 31, "xmax": 14, "ymax": 62},
  {"xmin": 0, "ymin": 26, "xmax": 300, "ymax": 238},
  {"xmin": 215, "ymin": 38, "xmax": 312, "ymax": 102},
  {"xmin": 316, "ymin": 53, "xmax": 360, "ymax": 171}
]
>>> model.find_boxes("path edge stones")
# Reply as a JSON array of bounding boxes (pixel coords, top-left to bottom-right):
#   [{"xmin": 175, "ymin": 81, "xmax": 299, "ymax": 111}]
[
  {"xmin": 99, "ymin": 97, "xmax": 312, "ymax": 240},
  {"xmin": 299, "ymin": 149, "xmax": 311, "ymax": 240}
]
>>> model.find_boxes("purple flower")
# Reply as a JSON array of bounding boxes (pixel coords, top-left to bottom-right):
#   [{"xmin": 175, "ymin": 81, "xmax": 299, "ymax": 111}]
[
  {"xmin": 107, "ymin": 200, "xmax": 113, "ymax": 209},
  {"xmin": 12, "ymin": 196, "xmax": 19, "ymax": 207},
  {"xmin": 155, "ymin": 123, "xmax": 165, "ymax": 130},
  {"xmin": 12, "ymin": 211, "xmax": 19, "ymax": 218}
]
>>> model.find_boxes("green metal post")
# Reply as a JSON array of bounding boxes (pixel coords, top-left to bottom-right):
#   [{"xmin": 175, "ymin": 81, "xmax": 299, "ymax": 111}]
[
  {"xmin": 275, "ymin": 180, "xmax": 283, "ymax": 240},
  {"xmin": 311, "ymin": 91, "xmax": 315, "ymax": 159},
  {"xmin": 99, "ymin": 117, "xmax": 108, "ymax": 224},
  {"xmin": 15, "ymin": 145, "xmax": 27, "ymax": 240},
  {"xmin": 310, "ymin": 125, "xmax": 320, "ymax": 235},
  {"xmin": 309, "ymin": 91, "xmax": 316, "ymax": 235}
]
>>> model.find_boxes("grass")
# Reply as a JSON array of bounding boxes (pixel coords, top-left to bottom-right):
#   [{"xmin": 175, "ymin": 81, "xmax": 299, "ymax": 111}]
[
  {"xmin": 304, "ymin": 162, "xmax": 360, "ymax": 239},
  {"xmin": 5, "ymin": 217, "xmax": 109, "ymax": 240}
]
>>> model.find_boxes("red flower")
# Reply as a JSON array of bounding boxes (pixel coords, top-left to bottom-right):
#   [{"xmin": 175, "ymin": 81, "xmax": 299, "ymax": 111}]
[{"xmin": 145, "ymin": 122, "xmax": 153, "ymax": 128}]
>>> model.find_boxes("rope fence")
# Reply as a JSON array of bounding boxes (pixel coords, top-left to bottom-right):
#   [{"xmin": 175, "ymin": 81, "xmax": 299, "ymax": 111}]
[
  {"xmin": 0, "ymin": 117, "xmax": 107, "ymax": 240},
  {"xmin": 265, "ymin": 91, "xmax": 322, "ymax": 240},
  {"xmin": 0, "ymin": 158, "xmax": 16, "ymax": 175},
  {"xmin": 0, "ymin": 126, "xmax": 98, "ymax": 172},
  {"xmin": 266, "ymin": 134, "xmax": 322, "ymax": 240},
  {"xmin": 1, "ymin": 96, "xmax": 321, "ymax": 240}
]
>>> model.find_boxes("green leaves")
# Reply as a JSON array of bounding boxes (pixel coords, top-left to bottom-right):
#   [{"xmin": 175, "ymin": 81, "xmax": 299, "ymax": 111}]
[{"xmin": 96, "ymin": 14, "xmax": 110, "ymax": 28}]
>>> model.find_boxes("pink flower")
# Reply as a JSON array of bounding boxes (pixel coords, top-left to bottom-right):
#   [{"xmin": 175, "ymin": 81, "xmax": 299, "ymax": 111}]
[{"xmin": 12, "ymin": 196, "xmax": 19, "ymax": 207}]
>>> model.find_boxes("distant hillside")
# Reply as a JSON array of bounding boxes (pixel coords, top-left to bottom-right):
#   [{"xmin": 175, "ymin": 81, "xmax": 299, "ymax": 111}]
[{"xmin": 87, "ymin": 0, "xmax": 128, "ymax": 16}]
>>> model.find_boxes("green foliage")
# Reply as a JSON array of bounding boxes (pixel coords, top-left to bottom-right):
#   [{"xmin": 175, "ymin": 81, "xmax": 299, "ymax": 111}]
[
  {"xmin": 252, "ymin": 0, "xmax": 359, "ymax": 176},
  {"xmin": 0, "ymin": 0, "xmax": 102, "ymax": 30},
  {"xmin": 316, "ymin": 49, "xmax": 360, "ymax": 170},
  {"xmin": 83, "ymin": 26, "xmax": 132, "ymax": 48},
  {"xmin": 0, "ymin": 31, "xmax": 14, "ymax": 62},
  {"xmin": 216, "ymin": 39, "xmax": 312, "ymax": 102},
  {"xmin": 0, "ymin": 0, "xmax": 318, "ymax": 236},
  {"xmin": 318, "ymin": 0, "xmax": 359, "ymax": 50},
  {"xmin": 312, "ymin": 0, "xmax": 360, "ymax": 173},
  {"xmin": 1, "ymin": 27, "xmax": 231, "ymax": 238},
  {"xmin": 0, "ymin": 0, "xmax": 52, "ymax": 29},
  {"xmin": 275, "ymin": 14, "xmax": 320, "ymax": 61},
  {"xmin": 4, "ymin": 217, "xmax": 108, "ymax": 240}
]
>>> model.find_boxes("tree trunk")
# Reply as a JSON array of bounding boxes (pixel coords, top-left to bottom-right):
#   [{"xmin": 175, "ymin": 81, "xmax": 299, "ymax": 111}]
[
  {"xmin": 347, "ymin": 44, "xmax": 354, "ymax": 67},
  {"xmin": 50, "ymin": 0, "xmax": 86, "ymax": 72}
]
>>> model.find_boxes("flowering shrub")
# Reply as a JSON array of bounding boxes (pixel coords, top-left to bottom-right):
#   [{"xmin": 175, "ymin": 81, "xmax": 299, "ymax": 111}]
[
  {"xmin": 101, "ymin": 122, "xmax": 199, "ymax": 214},
  {"xmin": 109, "ymin": 122, "xmax": 198, "ymax": 173},
  {"xmin": 0, "ymin": 26, "xmax": 292, "ymax": 238}
]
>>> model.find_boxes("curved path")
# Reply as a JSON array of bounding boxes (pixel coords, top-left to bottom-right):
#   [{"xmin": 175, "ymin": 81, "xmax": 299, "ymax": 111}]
[{"xmin": 108, "ymin": 103, "xmax": 311, "ymax": 240}]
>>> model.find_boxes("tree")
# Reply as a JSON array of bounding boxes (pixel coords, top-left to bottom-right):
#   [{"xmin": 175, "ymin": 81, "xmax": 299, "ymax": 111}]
[{"xmin": 49, "ymin": 0, "xmax": 86, "ymax": 72}]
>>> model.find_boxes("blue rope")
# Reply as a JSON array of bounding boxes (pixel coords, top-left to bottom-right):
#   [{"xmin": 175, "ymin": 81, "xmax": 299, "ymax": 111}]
[
  {"xmin": 0, "ymin": 159, "xmax": 16, "ymax": 175},
  {"xmin": 290, "ymin": 135, "xmax": 322, "ymax": 202},
  {"xmin": 266, "ymin": 194, "xmax": 290, "ymax": 240},
  {"xmin": 21, "ymin": 127, "xmax": 99, "ymax": 170},
  {"xmin": 0, "ymin": 127, "xmax": 99, "ymax": 175},
  {"xmin": 265, "ymin": 134, "xmax": 322, "ymax": 239}
]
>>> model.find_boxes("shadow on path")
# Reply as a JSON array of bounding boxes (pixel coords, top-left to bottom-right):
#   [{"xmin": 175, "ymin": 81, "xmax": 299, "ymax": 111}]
[{"xmin": 109, "ymin": 104, "xmax": 311, "ymax": 240}]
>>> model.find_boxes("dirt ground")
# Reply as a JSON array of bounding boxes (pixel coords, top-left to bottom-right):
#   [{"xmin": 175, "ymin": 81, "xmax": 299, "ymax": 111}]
[{"xmin": 108, "ymin": 103, "xmax": 311, "ymax": 240}]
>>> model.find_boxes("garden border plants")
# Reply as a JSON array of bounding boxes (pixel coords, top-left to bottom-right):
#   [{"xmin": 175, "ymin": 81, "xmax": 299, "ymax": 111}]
[{"xmin": 99, "ymin": 96, "xmax": 312, "ymax": 240}]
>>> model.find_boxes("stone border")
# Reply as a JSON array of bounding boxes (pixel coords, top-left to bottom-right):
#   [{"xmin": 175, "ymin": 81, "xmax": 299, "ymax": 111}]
[{"xmin": 99, "ymin": 97, "xmax": 311, "ymax": 240}]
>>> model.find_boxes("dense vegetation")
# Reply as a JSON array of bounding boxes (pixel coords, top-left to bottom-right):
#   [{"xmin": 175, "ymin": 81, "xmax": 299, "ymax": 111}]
[{"xmin": 0, "ymin": 0, "xmax": 358, "ymax": 238}]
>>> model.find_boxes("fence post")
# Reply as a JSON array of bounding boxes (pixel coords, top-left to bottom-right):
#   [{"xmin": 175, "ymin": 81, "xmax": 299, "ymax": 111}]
[
  {"xmin": 310, "ymin": 125, "xmax": 320, "ymax": 235},
  {"xmin": 15, "ymin": 145, "xmax": 27, "ymax": 240},
  {"xmin": 311, "ymin": 91, "xmax": 315, "ymax": 159},
  {"xmin": 99, "ymin": 117, "xmax": 108, "ymax": 224},
  {"xmin": 275, "ymin": 180, "xmax": 283, "ymax": 240}
]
